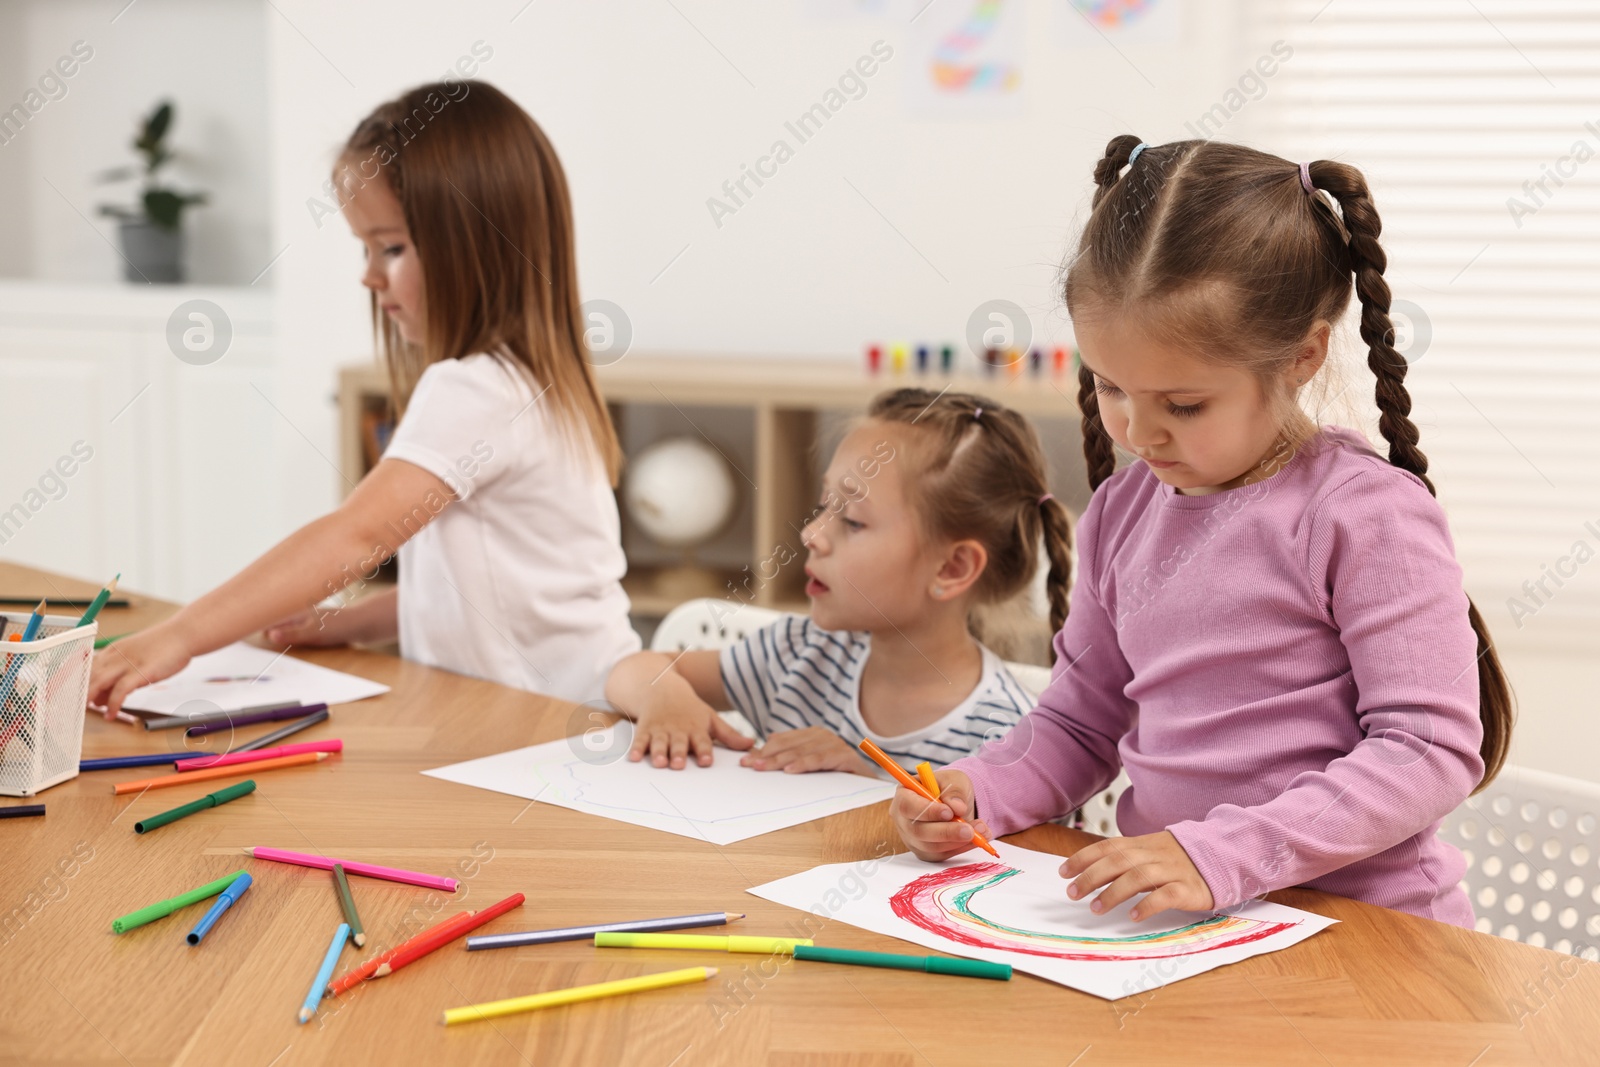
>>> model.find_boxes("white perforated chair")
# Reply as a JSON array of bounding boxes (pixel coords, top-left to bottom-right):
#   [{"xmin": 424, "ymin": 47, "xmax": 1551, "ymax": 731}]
[
  {"xmin": 1439, "ymin": 764, "xmax": 1600, "ymax": 959},
  {"xmin": 1076, "ymin": 769, "xmax": 1133, "ymax": 838},
  {"xmin": 649, "ymin": 599, "xmax": 786, "ymax": 653}
]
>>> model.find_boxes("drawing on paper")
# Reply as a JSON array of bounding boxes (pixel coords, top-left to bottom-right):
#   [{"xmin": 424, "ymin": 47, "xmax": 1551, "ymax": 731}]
[
  {"xmin": 890, "ymin": 862, "xmax": 1296, "ymax": 961},
  {"xmin": 929, "ymin": 0, "xmax": 1021, "ymax": 93}
]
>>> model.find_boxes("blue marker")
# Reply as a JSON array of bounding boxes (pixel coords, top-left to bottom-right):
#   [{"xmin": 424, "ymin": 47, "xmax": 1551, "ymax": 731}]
[
  {"xmin": 299, "ymin": 921, "xmax": 350, "ymax": 1023},
  {"xmin": 186, "ymin": 871, "xmax": 252, "ymax": 945}
]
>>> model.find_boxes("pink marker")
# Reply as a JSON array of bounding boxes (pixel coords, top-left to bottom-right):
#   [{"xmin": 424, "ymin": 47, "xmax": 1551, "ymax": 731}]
[
  {"xmin": 179, "ymin": 739, "xmax": 343, "ymax": 771},
  {"xmin": 245, "ymin": 846, "xmax": 459, "ymax": 892}
]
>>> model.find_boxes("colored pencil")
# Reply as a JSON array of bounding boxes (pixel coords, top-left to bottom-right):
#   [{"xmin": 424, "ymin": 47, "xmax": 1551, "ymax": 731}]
[
  {"xmin": 233, "ymin": 708, "xmax": 330, "ymax": 752},
  {"xmin": 135, "ymin": 780, "xmax": 256, "ymax": 833},
  {"xmin": 467, "ymin": 911, "xmax": 744, "ymax": 950},
  {"xmin": 141, "ymin": 700, "xmax": 306, "ymax": 732},
  {"xmin": 441, "ymin": 967, "xmax": 718, "ymax": 1026},
  {"xmin": 112, "ymin": 751, "xmax": 328, "ymax": 794},
  {"xmin": 595, "ymin": 932, "xmax": 810, "ymax": 954},
  {"xmin": 370, "ymin": 893, "xmax": 525, "ymax": 977},
  {"xmin": 178, "ymin": 739, "xmax": 341, "ymax": 771},
  {"xmin": 76, "ymin": 574, "xmax": 119, "ymax": 628},
  {"xmin": 858, "ymin": 739, "xmax": 999, "ymax": 858},
  {"xmin": 0, "ymin": 803, "xmax": 45, "ymax": 819},
  {"xmin": 299, "ymin": 922, "xmax": 350, "ymax": 1023},
  {"xmin": 185, "ymin": 702, "xmax": 329, "ymax": 737},
  {"xmin": 245, "ymin": 846, "xmax": 458, "ymax": 892},
  {"xmin": 0, "ymin": 600, "xmax": 45, "ymax": 712},
  {"xmin": 327, "ymin": 910, "xmax": 473, "ymax": 997},
  {"xmin": 80, "ymin": 752, "xmax": 212, "ymax": 772},
  {"xmin": 186, "ymin": 872, "xmax": 252, "ymax": 945},
  {"xmin": 332, "ymin": 864, "xmax": 366, "ymax": 948},
  {"xmin": 93, "ymin": 632, "xmax": 129, "ymax": 651},
  {"xmin": 791, "ymin": 944, "xmax": 1011, "ymax": 980},
  {"xmin": 113, "ymin": 869, "xmax": 247, "ymax": 934}
]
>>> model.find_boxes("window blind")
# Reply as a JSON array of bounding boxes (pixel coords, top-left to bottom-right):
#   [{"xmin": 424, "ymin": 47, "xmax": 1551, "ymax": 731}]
[{"xmin": 1240, "ymin": 0, "xmax": 1600, "ymax": 654}]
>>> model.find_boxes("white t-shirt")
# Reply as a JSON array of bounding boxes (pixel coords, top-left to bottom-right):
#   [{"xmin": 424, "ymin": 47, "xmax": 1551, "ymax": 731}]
[
  {"xmin": 719, "ymin": 614, "xmax": 1032, "ymax": 773},
  {"xmin": 382, "ymin": 353, "xmax": 640, "ymax": 704}
]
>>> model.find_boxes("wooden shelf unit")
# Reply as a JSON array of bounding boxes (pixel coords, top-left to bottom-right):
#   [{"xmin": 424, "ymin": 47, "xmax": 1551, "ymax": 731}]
[{"xmin": 337, "ymin": 354, "xmax": 1082, "ymax": 618}]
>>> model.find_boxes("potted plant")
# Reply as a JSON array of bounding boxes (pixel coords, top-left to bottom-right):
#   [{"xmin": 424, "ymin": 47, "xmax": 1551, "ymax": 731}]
[{"xmin": 95, "ymin": 100, "xmax": 206, "ymax": 283}]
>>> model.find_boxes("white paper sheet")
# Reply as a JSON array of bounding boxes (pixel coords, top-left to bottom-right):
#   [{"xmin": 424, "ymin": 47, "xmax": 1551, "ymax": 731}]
[
  {"xmin": 120, "ymin": 642, "xmax": 390, "ymax": 714},
  {"xmin": 421, "ymin": 725, "xmax": 896, "ymax": 845},
  {"xmin": 748, "ymin": 840, "xmax": 1337, "ymax": 1000}
]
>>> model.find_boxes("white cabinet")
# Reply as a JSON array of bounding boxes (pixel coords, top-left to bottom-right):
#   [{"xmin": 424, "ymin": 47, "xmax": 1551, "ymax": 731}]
[{"xmin": 0, "ymin": 282, "xmax": 275, "ymax": 601}]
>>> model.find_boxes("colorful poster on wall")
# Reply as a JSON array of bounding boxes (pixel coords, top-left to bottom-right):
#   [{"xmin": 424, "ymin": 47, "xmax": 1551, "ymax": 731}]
[
  {"xmin": 749, "ymin": 840, "xmax": 1337, "ymax": 1000},
  {"xmin": 906, "ymin": 0, "xmax": 1026, "ymax": 118},
  {"xmin": 1057, "ymin": 0, "xmax": 1181, "ymax": 47}
]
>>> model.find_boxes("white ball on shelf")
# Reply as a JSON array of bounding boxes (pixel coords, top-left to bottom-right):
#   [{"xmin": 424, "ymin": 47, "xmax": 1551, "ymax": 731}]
[{"xmin": 623, "ymin": 436, "xmax": 738, "ymax": 548}]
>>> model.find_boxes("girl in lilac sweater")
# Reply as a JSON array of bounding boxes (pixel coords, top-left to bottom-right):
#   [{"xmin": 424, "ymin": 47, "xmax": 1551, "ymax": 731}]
[{"xmin": 893, "ymin": 138, "xmax": 1516, "ymax": 929}]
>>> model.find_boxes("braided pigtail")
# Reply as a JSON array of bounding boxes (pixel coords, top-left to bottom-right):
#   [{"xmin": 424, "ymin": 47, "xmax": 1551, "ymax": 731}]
[
  {"xmin": 1312, "ymin": 161, "xmax": 1435, "ymax": 496},
  {"xmin": 1077, "ymin": 361, "xmax": 1117, "ymax": 490},
  {"xmin": 1037, "ymin": 496, "xmax": 1074, "ymax": 635},
  {"xmin": 1313, "ymin": 161, "xmax": 1514, "ymax": 790}
]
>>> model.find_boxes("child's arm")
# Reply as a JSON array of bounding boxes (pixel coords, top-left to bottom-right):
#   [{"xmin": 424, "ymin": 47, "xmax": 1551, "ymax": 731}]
[
  {"xmin": 606, "ymin": 650, "xmax": 754, "ymax": 769},
  {"xmin": 263, "ymin": 586, "xmax": 399, "ymax": 647},
  {"xmin": 87, "ymin": 459, "xmax": 453, "ymax": 719},
  {"xmin": 1148, "ymin": 472, "xmax": 1486, "ymax": 917}
]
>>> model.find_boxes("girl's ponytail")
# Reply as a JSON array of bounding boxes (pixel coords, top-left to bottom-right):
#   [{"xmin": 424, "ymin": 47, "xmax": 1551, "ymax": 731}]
[
  {"xmin": 1313, "ymin": 161, "xmax": 1515, "ymax": 790},
  {"xmin": 1038, "ymin": 496, "xmax": 1074, "ymax": 635}
]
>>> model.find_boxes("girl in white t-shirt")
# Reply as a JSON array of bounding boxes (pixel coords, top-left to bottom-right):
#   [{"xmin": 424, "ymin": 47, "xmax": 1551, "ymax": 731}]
[
  {"xmin": 88, "ymin": 80, "xmax": 639, "ymax": 715},
  {"xmin": 606, "ymin": 387, "xmax": 1073, "ymax": 776}
]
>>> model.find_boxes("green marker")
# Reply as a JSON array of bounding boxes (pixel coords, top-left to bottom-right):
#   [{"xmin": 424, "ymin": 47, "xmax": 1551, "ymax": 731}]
[
  {"xmin": 791, "ymin": 944, "xmax": 1012, "ymax": 981},
  {"xmin": 134, "ymin": 780, "xmax": 256, "ymax": 834},
  {"xmin": 111, "ymin": 868, "xmax": 248, "ymax": 934}
]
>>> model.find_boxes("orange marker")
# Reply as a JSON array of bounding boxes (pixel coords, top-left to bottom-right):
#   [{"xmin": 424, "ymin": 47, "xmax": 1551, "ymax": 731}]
[
  {"xmin": 915, "ymin": 761, "xmax": 941, "ymax": 799},
  {"xmin": 111, "ymin": 751, "xmax": 329, "ymax": 795},
  {"xmin": 858, "ymin": 740, "xmax": 999, "ymax": 858}
]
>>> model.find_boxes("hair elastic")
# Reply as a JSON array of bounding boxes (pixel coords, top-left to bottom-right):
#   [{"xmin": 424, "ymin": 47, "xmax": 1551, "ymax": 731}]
[
  {"xmin": 1298, "ymin": 161, "xmax": 1315, "ymax": 195},
  {"xmin": 1038, "ymin": 493, "xmax": 1055, "ymax": 506},
  {"xmin": 972, "ymin": 406, "xmax": 983, "ymax": 421},
  {"xmin": 1128, "ymin": 142, "xmax": 1148, "ymax": 165}
]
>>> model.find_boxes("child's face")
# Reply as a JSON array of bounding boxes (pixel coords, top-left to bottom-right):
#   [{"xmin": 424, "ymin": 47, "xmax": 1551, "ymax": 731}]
[
  {"xmin": 341, "ymin": 173, "xmax": 426, "ymax": 345},
  {"xmin": 1076, "ymin": 317, "xmax": 1306, "ymax": 494},
  {"xmin": 800, "ymin": 424, "xmax": 941, "ymax": 632}
]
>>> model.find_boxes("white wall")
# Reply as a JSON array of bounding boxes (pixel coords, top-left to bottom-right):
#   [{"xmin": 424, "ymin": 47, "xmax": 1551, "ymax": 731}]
[
  {"xmin": 0, "ymin": 0, "xmax": 271, "ymax": 285},
  {"xmin": 266, "ymin": 0, "xmax": 1250, "ymax": 526}
]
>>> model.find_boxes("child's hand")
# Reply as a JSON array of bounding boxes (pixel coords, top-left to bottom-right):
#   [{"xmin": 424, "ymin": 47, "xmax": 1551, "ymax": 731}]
[
  {"xmin": 263, "ymin": 609, "xmax": 346, "ymax": 647},
  {"xmin": 629, "ymin": 702, "xmax": 754, "ymax": 770},
  {"xmin": 891, "ymin": 769, "xmax": 995, "ymax": 862},
  {"xmin": 1060, "ymin": 830, "xmax": 1214, "ymax": 922},
  {"xmin": 87, "ymin": 623, "xmax": 192, "ymax": 723},
  {"xmin": 739, "ymin": 727, "xmax": 873, "ymax": 776}
]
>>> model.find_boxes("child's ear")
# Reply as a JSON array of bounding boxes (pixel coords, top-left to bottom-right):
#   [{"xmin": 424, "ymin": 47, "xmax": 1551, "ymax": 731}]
[
  {"xmin": 1290, "ymin": 320, "xmax": 1332, "ymax": 384},
  {"xmin": 931, "ymin": 540, "xmax": 988, "ymax": 600}
]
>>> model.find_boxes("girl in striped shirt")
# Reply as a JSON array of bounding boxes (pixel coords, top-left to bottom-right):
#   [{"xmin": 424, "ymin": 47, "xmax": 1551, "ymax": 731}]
[{"xmin": 606, "ymin": 387, "xmax": 1072, "ymax": 776}]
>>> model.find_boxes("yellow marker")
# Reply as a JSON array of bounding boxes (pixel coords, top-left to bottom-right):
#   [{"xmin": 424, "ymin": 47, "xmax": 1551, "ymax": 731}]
[
  {"xmin": 890, "ymin": 342, "xmax": 907, "ymax": 374},
  {"xmin": 442, "ymin": 966, "xmax": 716, "ymax": 1025},
  {"xmin": 595, "ymin": 932, "xmax": 811, "ymax": 954},
  {"xmin": 916, "ymin": 761, "xmax": 941, "ymax": 799}
]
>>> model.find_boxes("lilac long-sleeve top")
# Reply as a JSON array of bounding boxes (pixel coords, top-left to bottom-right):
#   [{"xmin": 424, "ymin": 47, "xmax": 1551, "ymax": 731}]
[{"xmin": 952, "ymin": 426, "xmax": 1485, "ymax": 927}]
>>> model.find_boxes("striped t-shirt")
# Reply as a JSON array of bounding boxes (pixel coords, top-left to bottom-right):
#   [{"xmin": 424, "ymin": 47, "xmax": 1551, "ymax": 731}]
[{"xmin": 718, "ymin": 615, "xmax": 1034, "ymax": 773}]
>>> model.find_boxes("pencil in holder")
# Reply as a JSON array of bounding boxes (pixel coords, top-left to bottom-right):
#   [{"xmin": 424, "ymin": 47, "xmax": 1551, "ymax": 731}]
[{"xmin": 0, "ymin": 614, "xmax": 96, "ymax": 796}]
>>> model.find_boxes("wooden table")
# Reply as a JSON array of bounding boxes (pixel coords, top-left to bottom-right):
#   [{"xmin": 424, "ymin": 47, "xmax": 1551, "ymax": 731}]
[{"xmin": 2, "ymin": 563, "xmax": 1595, "ymax": 1066}]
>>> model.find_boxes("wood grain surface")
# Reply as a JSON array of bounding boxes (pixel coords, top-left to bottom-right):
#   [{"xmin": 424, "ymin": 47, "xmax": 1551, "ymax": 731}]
[{"xmin": 1, "ymin": 563, "xmax": 1595, "ymax": 1066}]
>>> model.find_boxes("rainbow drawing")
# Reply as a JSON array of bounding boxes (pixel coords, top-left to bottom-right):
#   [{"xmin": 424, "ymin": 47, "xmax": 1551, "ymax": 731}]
[
  {"xmin": 1069, "ymin": 0, "xmax": 1159, "ymax": 30},
  {"xmin": 889, "ymin": 862, "xmax": 1297, "ymax": 962},
  {"xmin": 929, "ymin": 0, "xmax": 1021, "ymax": 93}
]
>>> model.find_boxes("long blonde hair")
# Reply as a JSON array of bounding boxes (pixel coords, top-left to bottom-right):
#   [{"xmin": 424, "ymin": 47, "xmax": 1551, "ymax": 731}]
[{"xmin": 339, "ymin": 80, "xmax": 622, "ymax": 484}]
